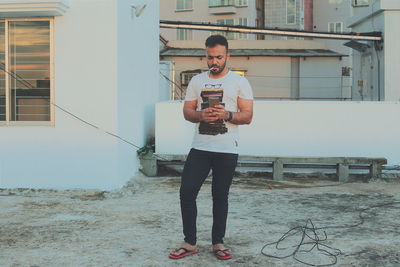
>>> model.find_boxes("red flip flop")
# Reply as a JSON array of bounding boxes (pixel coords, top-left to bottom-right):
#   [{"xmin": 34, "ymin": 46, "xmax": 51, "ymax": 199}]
[
  {"xmin": 214, "ymin": 248, "xmax": 232, "ymax": 260},
  {"xmin": 168, "ymin": 247, "xmax": 199, "ymax": 259}
]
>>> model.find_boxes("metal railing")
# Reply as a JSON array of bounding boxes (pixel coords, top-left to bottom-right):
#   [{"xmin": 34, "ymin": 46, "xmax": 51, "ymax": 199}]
[{"xmin": 208, "ymin": 0, "xmax": 236, "ymax": 7}]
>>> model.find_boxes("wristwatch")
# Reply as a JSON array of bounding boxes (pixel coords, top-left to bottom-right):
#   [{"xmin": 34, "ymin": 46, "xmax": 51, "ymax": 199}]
[{"xmin": 224, "ymin": 111, "xmax": 233, "ymax": 122}]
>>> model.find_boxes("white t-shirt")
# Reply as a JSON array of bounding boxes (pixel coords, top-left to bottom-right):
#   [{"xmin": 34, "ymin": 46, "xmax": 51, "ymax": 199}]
[{"xmin": 185, "ymin": 71, "xmax": 253, "ymax": 154}]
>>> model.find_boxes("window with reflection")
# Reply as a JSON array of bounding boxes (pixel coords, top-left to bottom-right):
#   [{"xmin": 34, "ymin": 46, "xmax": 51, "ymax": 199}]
[
  {"xmin": 177, "ymin": 29, "xmax": 193, "ymax": 40},
  {"xmin": 176, "ymin": 0, "xmax": 193, "ymax": 10},
  {"xmin": 286, "ymin": 0, "xmax": 296, "ymax": 24},
  {"xmin": 0, "ymin": 20, "xmax": 51, "ymax": 122}
]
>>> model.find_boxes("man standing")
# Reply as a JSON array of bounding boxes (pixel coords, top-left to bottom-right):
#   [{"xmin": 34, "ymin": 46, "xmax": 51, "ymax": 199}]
[{"xmin": 169, "ymin": 35, "xmax": 253, "ymax": 260}]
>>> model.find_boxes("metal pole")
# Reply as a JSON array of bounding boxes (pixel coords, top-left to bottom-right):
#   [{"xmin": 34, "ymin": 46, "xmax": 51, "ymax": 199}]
[{"xmin": 160, "ymin": 20, "xmax": 383, "ymax": 41}]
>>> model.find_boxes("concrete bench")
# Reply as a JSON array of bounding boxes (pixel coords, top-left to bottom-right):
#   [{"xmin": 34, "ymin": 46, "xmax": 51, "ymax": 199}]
[
  {"xmin": 149, "ymin": 154, "xmax": 387, "ymax": 182},
  {"xmin": 238, "ymin": 156, "xmax": 387, "ymax": 182}
]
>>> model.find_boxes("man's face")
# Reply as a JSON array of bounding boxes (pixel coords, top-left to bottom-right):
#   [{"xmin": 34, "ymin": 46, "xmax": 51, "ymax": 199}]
[{"xmin": 206, "ymin": 44, "xmax": 229, "ymax": 76}]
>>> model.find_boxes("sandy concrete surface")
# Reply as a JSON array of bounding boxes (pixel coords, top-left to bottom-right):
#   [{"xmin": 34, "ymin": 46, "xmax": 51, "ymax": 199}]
[{"xmin": 1, "ymin": 174, "xmax": 400, "ymax": 267}]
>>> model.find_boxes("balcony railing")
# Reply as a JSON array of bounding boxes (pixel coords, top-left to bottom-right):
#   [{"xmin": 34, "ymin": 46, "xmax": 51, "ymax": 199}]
[
  {"xmin": 208, "ymin": 0, "xmax": 236, "ymax": 7},
  {"xmin": 209, "ymin": 0, "xmax": 237, "ymax": 14}
]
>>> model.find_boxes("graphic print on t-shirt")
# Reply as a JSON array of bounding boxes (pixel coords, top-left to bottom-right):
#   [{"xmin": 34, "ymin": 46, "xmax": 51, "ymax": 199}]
[{"xmin": 199, "ymin": 83, "xmax": 228, "ymax": 135}]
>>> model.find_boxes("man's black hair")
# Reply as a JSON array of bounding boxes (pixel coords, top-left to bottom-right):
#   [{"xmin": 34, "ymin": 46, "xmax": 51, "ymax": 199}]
[{"xmin": 205, "ymin": 35, "xmax": 229, "ymax": 50}]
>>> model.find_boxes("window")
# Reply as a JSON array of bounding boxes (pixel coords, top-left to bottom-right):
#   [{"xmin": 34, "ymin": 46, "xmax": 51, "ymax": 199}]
[
  {"xmin": 342, "ymin": 67, "xmax": 351, "ymax": 77},
  {"xmin": 176, "ymin": 0, "xmax": 193, "ymax": 11},
  {"xmin": 237, "ymin": 18, "xmax": 248, "ymax": 40},
  {"xmin": 352, "ymin": 0, "xmax": 369, "ymax": 7},
  {"xmin": 236, "ymin": 0, "xmax": 248, "ymax": 7},
  {"xmin": 181, "ymin": 70, "xmax": 202, "ymax": 86},
  {"xmin": 328, "ymin": 22, "xmax": 343, "ymax": 33},
  {"xmin": 0, "ymin": 19, "xmax": 52, "ymax": 123},
  {"xmin": 286, "ymin": 0, "xmax": 296, "ymax": 24},
  {"xmin": 177, "ymin": 29, "xmax": 192, "ymax": 40},
  {"xmin": 209, "ymin": 0, "xmax": 235, "ymax": 7},
  {"xmin": 217, "ymin": 19, "xmax": 235, "ymax": 40}
]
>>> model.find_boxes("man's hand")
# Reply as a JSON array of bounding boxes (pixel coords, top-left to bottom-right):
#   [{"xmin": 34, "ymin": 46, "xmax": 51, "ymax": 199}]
[
  {"xmin": 200, "ymin": 107, "xmax": 219, "ymax": 122},
  {"xmin": 183, "ymin": 100, "xmax": 220, "ymax": 123},
  {"xmin": 211, "ymin": 98, "xmax": 253, "ymax": 125},
  {"xmin": 183, "ymin": 98, "xmax": 253, "ymax": 125},
  {"xmin": 211, "ymin": 104, "xmax": 229, "ymax": 121}
]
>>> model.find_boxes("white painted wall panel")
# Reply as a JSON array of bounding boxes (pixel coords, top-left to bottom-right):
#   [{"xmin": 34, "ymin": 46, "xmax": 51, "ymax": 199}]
[
  {"xmin": 116, "ymin": 0, "xmax": 160, "ymax": 182},
  {"xmin": 0, "ymin": 0, "xmax": 160, "ymax": 189},
  {"xmin": 156, "ymin": 101, "xmax": 400, "ymax": 165},
  {"xmin": 384, "ymin": 10, "xmax": 400, "ymax": 101}
]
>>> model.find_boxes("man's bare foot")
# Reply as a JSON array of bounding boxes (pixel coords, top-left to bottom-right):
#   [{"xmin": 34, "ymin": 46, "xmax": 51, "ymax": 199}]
[
  {"xmin": 212, "ymin": 243, "xmax": 232, "ymax": 260},
  {"xmin": 170, "ymin": 242, "xmax": 197, "ymax": 257}
]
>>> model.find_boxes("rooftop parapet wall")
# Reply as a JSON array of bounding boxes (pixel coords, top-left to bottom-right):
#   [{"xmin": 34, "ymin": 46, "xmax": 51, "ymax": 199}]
[{"xmin": 156, "ymin": 101, "xmax": 400, "ymax": 165}]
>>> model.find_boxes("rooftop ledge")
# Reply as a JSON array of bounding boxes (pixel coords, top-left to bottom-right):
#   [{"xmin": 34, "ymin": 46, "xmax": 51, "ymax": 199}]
[{"xmin": 0, "ymin": 0, "xmax": 69, "ymax": 18}]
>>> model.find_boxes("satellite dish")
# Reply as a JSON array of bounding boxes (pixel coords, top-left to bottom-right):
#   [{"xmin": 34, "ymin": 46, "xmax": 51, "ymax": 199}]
[{"xmin": 131, "ymin": 4, "xmax": 147, "ymax": 17}]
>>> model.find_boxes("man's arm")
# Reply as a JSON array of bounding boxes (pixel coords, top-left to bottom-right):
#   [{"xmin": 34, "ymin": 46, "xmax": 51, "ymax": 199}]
[
  {"xmin": 183, "ymin": 100, "xmax": 220, "ymax": 123},
  {"xmin": 231, "ymin": 97, "xmax": 253, "ymax": 125},
  {"xmin": 213, "ymin": 97, "xmax": 253, "ymax": 125}
]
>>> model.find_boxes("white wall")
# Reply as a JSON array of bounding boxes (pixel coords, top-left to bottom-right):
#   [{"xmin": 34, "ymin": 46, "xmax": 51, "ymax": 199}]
[
  {"xmin": 0, "ymin": 0, "xmax": 160, "ymax": 189},
  {"xmin": 300, "ymin": 57, "xmax": 348, "ymax": 99},
  {"xmin": 116, "ymin": 0, "xmax": 160, "ymax": 183},
  {"xmin": 348, "ymin": 0, "xmax": 400, "ymax": 101},
  {"xmin": 348, "ymin": 7, "xmax": 384, "ymax": 101},
  {"xmin": 156, "ymin": 101, "xmax": 400, "ymax": 165},
  {"xmin": 383, "ymin": 10, "xmax": 400, "ymax": 101}
]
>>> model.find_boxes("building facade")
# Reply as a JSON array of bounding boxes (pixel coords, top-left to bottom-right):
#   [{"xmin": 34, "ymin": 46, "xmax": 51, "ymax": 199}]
[
  {"xmin": 348, "ymin": 0, "xmax": 400, "ymax": 101},
  {"xmin": 265, "ymin": 0, "xmax": 304, "ymax": 33},
  {"xmin": 161, "ymin": 40, "xmax": 347, "ymax": 100},
  {"xmin": 313, "ymin": 0, "xmax": 354, "ymax": 99},
  {"xmin": 0, "ymin": 0, "xmax": 162, "ymax": 189},
  {"xmin": 160, "ymin": 0, "xmax": 265, "ymax": 41}
]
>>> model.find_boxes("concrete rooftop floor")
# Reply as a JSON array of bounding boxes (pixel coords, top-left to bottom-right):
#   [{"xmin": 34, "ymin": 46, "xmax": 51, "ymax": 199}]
[{"xmin": 1, "ymin": 174, "xmax": 400, "ymax": 266}]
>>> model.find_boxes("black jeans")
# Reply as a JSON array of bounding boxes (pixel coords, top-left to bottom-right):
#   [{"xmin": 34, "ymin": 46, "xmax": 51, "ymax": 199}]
[{"xmin": 180, "ymin": 148, "xmax": 238, "ymax": 245}]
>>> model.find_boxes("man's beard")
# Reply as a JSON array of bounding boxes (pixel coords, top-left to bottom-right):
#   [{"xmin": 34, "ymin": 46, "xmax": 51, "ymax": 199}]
[{"xmin": 208, "ymin": 60, "xmax": 227, "ymax": 75}]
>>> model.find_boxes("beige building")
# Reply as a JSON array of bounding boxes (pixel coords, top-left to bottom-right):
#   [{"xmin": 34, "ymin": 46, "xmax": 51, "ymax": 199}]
[
  {"xmin": 160, "ymin": 0, "xmax": 308, "ymax": 40},
  {"xmin": 159, "ymin": 0, "xmax": 359, "ymax": 100},
  {"xmin": 160, "ymin": 40, "xmax": 347, "ymax": 100},
  {"xmin": 160, "ymin": 0, "xmax": 265, "ymax": 41},
  {"xmin": 313, "ymin": 0, "xmax": 354, "ymax": 96}
]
